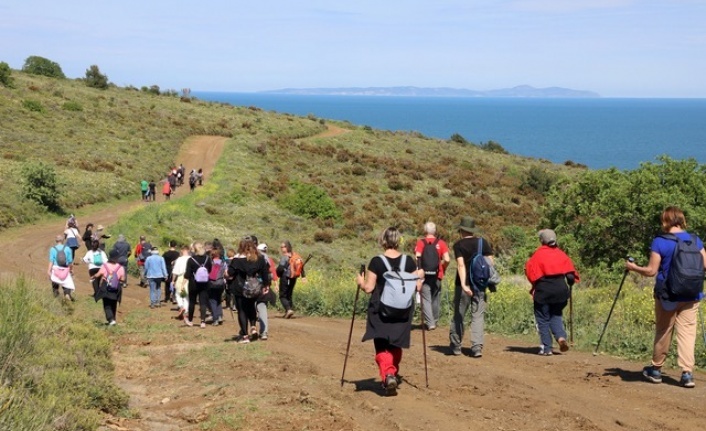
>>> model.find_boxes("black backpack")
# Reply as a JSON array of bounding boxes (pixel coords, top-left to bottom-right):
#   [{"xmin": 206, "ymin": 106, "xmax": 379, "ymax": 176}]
[
  {"xmin": 140, "ymin": 242, "xmax": 152, "ymax": 260},
  {"xmin": 55, "ymin": 245, "xmax": 68, "ymax": 268},
  {"xmin": 661, "ymin": 233, "xmax": 705, "ymax": 298},
  {"xmin": 420, "ymin": 238, "xmax": 440, "ymax": 278}
]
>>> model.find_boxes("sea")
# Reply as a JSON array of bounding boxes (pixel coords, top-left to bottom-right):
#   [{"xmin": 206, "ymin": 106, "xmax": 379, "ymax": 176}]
[{"xmin": 193, "ymin": 92, "xmax": 706, "ymax": 170}]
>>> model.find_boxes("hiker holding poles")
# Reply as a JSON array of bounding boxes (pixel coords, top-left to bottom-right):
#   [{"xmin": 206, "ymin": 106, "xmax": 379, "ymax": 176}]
[
  {"xmin": 524, "ymin": 229, "xmax": 579, "ymax": 356},
  {"xmin": 354, "ymin": 227, "xmax": 423, "ymax": 396},
  {"xmin": 625, "ymin": 206, "xmax": 705, "ymax": 388}
]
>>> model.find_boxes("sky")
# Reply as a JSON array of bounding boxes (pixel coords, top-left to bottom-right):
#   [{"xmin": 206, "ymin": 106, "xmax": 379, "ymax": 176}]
[{"xmin": 1, "ymin": 0, "xmax": 705, "ymax": 97}]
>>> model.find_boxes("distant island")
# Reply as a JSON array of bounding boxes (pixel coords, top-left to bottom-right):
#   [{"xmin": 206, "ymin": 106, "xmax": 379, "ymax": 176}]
[{"xmin": 259, "ymin": 85, "xmax": 600, "ymax": 98}]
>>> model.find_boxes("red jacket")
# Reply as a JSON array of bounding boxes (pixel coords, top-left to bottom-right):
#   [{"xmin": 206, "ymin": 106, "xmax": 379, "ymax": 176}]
[{"xmin": 525, "ymin": 245, "xmax": 580, "ymax": 286}]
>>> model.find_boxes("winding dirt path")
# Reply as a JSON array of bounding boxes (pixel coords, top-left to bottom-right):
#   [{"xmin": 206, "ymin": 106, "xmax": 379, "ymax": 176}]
[{"xmin": 2, "ymin": 129, "xmax": 706, "ymax": 431}]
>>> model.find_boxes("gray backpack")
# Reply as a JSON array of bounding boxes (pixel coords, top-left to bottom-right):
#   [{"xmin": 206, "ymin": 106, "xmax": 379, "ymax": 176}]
[{"xmin": 378, "ymin": 255, "xmax": 419, "ymax": 320}]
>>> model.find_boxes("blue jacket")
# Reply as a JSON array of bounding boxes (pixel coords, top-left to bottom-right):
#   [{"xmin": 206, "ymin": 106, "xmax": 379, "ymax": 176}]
[{"xmin": 144, "ymin": 254, "xmax": 168, "ymax": 279}]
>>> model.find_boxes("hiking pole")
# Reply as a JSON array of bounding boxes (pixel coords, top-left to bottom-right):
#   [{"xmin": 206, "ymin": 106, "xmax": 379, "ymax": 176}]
[
  {"xmin": 593, "ymin": 257, "xmax": 634, "ymax": 356},
  {"xmin": 419, "ymin": 286, "xmax": 429, "ymax": 388},
  {"xmin": 341, "ymin": 264, "xmax": 364, "ymax": 387}
]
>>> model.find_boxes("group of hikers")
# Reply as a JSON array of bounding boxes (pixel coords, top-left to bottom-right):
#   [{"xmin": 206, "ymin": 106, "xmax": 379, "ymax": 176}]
[
  {"xmin": 47, "ymin": 216, "xmax": 308, "ymax": 343},
  {"xmin": 140, "ymin": 164, "xmax": 204, "ymax": 201},
  {"xmin": 353, "ymin": 207, "xmax": 703, "ymax": 396},
  {"xmin": 48, "ymin": 206, "xmax": 704, "ymax": 396}
]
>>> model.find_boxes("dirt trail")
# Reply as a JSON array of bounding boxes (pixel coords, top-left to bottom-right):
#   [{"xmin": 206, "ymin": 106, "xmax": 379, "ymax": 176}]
[{"xmin": 2, "ymin": 129, "xmax": 705, "ymax": 431}]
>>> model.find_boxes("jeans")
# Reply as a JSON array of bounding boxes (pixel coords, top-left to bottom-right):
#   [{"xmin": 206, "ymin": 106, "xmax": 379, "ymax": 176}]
[
  {"xmin": 208, "ymin": 286, "xmax": 225, "ymax": 323},
  {"xmin": 148, "ymin": 278, "xmax": 162, "ymax": 306},
  {"xmin": 449, "ymin": 284, "xmax": 485, "ymax": 350},
  {"xmin": 257, "ymin": 301, "xmax": 269, "ymax": 335},
  {"xmin": 533, "ymin": 301, "xmax": 567, "ymax": 353},
  {"xmin": 420, "ymin": 277, "xmax": 441, "ymax": 328}
]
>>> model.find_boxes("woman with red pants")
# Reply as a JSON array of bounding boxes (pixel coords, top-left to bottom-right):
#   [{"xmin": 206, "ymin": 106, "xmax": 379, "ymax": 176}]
[{"xmin": 356, "ymin": 227, "xmax": 423, "ymax": 396}]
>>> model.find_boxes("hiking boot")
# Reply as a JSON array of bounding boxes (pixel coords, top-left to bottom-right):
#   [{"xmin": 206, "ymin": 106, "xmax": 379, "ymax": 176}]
[
  {"xmin": 471, "ymin": 346, "xmax": 483, "ymax": 358},
  {"xmin": 384, "ymin": 374, "xmax": 398, "ymax": 396},
  {"xmin": 450, "ymin": 345, "xmax": 462, "ymax": 356},
  {"xmin": 108, "ymin": 320, "xmax": 116, "ymax": 326},
  {"xmin": 184, "ymin": 319, "xmax": 193, "ymax": 327},
  {"xmin": 680, "ymin": 372, "xmax": 695, "ymax": 388},
  {"xmin": 260, "ymin": 333, "xmax": 268, "ymax": 341},
  {"xmin": 285, "ymin": 310, "xmax": 294, "ymax": 319},
  {"xmin": 642, "ymin": 366, "xmax": 662, "ymax": 384},
  {"xmin": 426, "ymin": 324, "xmax": 436, "ymax": 331},
  {"xmin": 558, "ymin": 338, "xmax": 569, "ymax": 353}
]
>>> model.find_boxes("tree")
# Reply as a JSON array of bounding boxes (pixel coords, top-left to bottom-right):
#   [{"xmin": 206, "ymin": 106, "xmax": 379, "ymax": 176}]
[
  {"xmin": 21, "ymin": 161, "xmax": 62, "ymax": 211},
  {"xmin": 21, "ymin": 56, "xmax": 65, "ymax": 79},
  {"xmin": 542, "ymin": 157, "xmax": 706, "ymax": 271},
  {"xmin": 0, "ymin": 61, "xmax": 13, "ymax": 88},
  {"xmin": 85, "ymin": 65, "xmax": 109, "ymax": 89}
]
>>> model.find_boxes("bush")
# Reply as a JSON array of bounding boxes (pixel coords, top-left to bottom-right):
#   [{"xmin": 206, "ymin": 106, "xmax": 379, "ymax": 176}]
[
  {"xmin": 479, "ymin": 140, "xmax": 509, "ymax": 154},
  {"xmin": 62, "ymin": 101, "xmax": 83, "ymax": 111},
  {"xmin": 22, "ymin": 55, "xmax": 66, "ymax": 78},
  {"xmin": 280, "ymin": 181, "xmax": 341, "ymax": 220},
  {"xmin": 449, "ymin": 133, "xmax": 468, "ymax": 144},
  {"xmin": 21, "ymin": 161, "xmax": 62, "ymax": 211},
  {"xmin": 0, "ymin": 61, "xmax": 13, "ymax": 88},
  {"xmin": 521, "ymin": 166, "xmax": 556, "ymax": 194},
  {"xmin": 85, "ymin": 64, "xmax": 109, "ymax": 89},
  {"xmin": 21, "ymin": 99, "xmax": 44, "ymax": 112}
]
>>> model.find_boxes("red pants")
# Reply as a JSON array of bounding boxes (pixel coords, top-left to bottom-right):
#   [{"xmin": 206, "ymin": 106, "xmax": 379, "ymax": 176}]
[{"xmin": 374, "ymin": 338, "xmax": 402, "ymax": 381}]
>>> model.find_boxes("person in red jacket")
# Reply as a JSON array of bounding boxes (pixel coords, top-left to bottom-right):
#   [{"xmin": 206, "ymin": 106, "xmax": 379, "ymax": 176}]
[{"xmin": 525, "ymin": 229, "xmax": 580, "ymax": 356}]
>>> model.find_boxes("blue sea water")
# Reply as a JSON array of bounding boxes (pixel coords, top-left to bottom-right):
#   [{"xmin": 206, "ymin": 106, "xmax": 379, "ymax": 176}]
[{"xmin": 193, "ymin": 92, "xmax": 706, "ymax": 170}]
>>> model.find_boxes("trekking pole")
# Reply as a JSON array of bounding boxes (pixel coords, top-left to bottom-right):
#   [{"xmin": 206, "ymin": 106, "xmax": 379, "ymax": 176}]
[
  {"xmin": 568, "ymin": 284, "xmax": 574, "ymax": 345},
  {"xmin": 418, "ymin": 287, "xmax": 429, "ymax": 388},
  {"xmin": 593, "ymin": 257, "xmax": 634, "ymax": 356},
  {"xmin": 341, "ymin": 264, "xmax": 364, "ymax": 387}
]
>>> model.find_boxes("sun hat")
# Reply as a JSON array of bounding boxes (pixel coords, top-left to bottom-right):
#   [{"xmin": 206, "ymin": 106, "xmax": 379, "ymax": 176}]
[
  {"xmin": 457, "ymin": 216, "xmax": 480, "ymax": 234},
  {"xmin": 538, "ymin": 229, "xmax": 557, "ymax": 246},
  {"xmin": 257, "ymin": 243, "xmax": 267, "ymax": 252},
  {"xmin": 96, "ymin": 225, "xmax": 105, "ymax": 231}
]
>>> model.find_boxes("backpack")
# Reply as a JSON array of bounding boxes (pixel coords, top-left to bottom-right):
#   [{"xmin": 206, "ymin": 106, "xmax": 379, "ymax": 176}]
[
  {"xmin": 209, "ymin": 260, "xmax": 227, "ymax": 288},
  {"xmin": 140, "ymin": 242, "xmax": 152, "ymax": 260},
  {"xmin": 661, "ymin": 233, "xmax": 705, "ymax": 298},
  {"xmin": 103, "ymin": 264, "xmax": 121, "ymax": 292},
  {"xmin": 192, "ymin": 257, "xmax": 210, "ymax": 283},
  {"xmin": 468, "ymin": 238, "xmax": 491, "ymax": 291},
  {"xmin": 289, "ymin": 252, "xmax": 304, "ymax": 278},
  {"xmin": 420, "ymin": 238, "xmax": 440, "ymax": 278},
  {"xmin": 378, "ymin": 255, "xmax": 419, "ymax": 320},
  {"xmin": 55, "ymin": 245, "xmax": 68, "ymax": 268},
  {"xmin": 93, "ymin": 251, "xmax": 104, "ymax": 266},
  {"xmin": 243, "ymin": 275, "xmax": 263, "ymax": 298}
]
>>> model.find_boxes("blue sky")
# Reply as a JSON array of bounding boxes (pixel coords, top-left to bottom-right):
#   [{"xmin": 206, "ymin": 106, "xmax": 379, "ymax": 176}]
[{"xmin": 1, "ymin": 0, "xmax": 705, "ymax": 97}]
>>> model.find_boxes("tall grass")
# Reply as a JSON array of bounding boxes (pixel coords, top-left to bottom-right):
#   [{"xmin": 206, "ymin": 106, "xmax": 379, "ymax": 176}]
[{"xmin": 0, "ymin": 276, "xmax": 129, "ymax": 431}]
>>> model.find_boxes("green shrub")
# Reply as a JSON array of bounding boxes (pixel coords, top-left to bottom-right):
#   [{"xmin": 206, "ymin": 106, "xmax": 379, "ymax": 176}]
[
  {"xmin": 280, "ymin": 181, "xmax": 341, "ymax": 220},
  {"xmin": 22, "ymin": 99, "xmax": 44, "ymax": 112},
  {"xmin": 449, "ymin": 133, "xmax": 468, "ymax": 144},
  {"xmin": 521, "ymin": 166, "xmax": 556, "ymax": 194},
  {"xmin": 21, "ymin": 161, "xmax": 62, "ymax": 211},
  {"xmin": 0, "ymin": 61, "xmax": 14, "ymax": 88},
  {"xmin": 84, "ymin": 64, "xmax": 109, "ymax": 89},
  {"xmin": 22, "ymin": 55, "xmax": 66, "ymax": 78},
  {"xmin": 62, "ymin": 100, "xmax": 83, "ymax": 111},
  {"xmin": 479, "ymin": 140, "xmax": 509, "ymax": 154}
]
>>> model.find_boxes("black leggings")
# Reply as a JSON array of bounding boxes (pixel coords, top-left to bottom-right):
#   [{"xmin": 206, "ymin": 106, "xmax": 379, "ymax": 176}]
[
  {"xmin": 235, "ymin": 295, "xmax": 257, "ymax": 336},
  {"xmin": 187, "ymin": 282, "xmax": 209, "ymax": 323},
  {"xmin": 279, "ymin": 277, "xmax": 297, "ymax": 311}
]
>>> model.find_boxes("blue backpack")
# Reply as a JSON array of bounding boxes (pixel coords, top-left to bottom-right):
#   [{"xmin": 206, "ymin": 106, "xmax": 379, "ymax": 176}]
[
  {"xmin": 468, "ymin": 238, "xmax": 490, "ymax": 291},
  {"xmin": 661, "ymin": 233, "xmax": 705, "ymax": 298}
]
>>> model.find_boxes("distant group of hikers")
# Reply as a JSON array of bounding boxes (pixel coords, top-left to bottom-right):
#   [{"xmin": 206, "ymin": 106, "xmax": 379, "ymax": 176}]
[
  {"xmin": 140, "ymin": 164, "xmax": 204, "ymax": 201},
  {"xmin": 48, "ymin": 206, "xmax": 704, "ymax": 396},
  {"xmin": 47, "ymin": 215, "xmax": 308, "ymax": 343}
]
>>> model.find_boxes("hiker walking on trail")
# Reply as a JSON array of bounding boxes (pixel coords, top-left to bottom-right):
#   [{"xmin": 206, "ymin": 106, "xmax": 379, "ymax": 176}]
[
  {"xmin": 148, "ymin": 180, "xmax": 157, "ymax": 201},
  {"xmin": 134, "ymin": 236, "xmax": 151, "ymax": 287},
  {"xmin": 140, "ymin": 179, "xmax": 149, "ymax": 201},
  {"xmin": 207, "ymin": 248, "xmax": 227, "ymax": 326},
  {"xmin": 82, "ymin": 223, "xmax": 94, "ymax": 250},
  {"xmin": 171, "ymin": 245, "xmax": 191, "ymax": 321},
  {"xmin": 48, "ymin": 234, "xmax": 76, "ymax": 301},
  {"xmin": 162, "ymin": 241, "xmax": 180, "ymax": 304},
  {"xmin": 414, "ymin": 222, "xmax": 451, "ymax": 331},
  {"xmin": 64, "ymin": 220, "xmax": 82, "ymax": 264},
  {"xmin": 449, "ymin": 216, "xmax": 495, "ymax": 358},
  {"xmin": 145, "ymin": 247, "xmax": 169, "ymax": 309},
  {"xmin": 525, "ymin": 229, "xmax": 579, "ymax": 356},
  {"xmin": 92, "ymin": 225, "xmax": 110, "ymax": 251},
  {"xmin": 184, "ymin": 242, "xmax": 212, "ymax": 328},
  {"xmin": 110, "ymin": 234, "xmax": 132, "ymax": 286},
  {"xmin": 625, "ymin": 206, "xmax": 706, "ymax": 388},
  {"xmin": 91, "ymin": 250, "xmax": 125, "ymax": 326},
  {"xmin": 277, "ymin": 240, "xmax": 306, "ymax": 319},
  {"xmin": 189, "ymin": 170, "xmax": 197, "ymax": 192},
  {"xmin": 256, "ymin": 242, "xmax": 278, "ymax": 340},
  {"xmin": 162, "ymin": 180, "xmax": 173, "ymax": 200},
  {"xmin": 228, "ymin": 237, "xmax": 270, "ymax": 343},
  {"xmin": 197, "ymin": 168, "xmax": 204, "ymax": 186},
  {"xmin": 83, "ymin": 240, "xmax": 108, "ymax": 293},
  {"xmin": 356, "ymin": 227, "xmax": 423, "ymax": 396}
]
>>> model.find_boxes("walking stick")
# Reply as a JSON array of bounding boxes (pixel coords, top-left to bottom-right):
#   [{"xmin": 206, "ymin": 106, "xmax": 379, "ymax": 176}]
[
  {"xmin": 341, "ymin": 264, "xmax": 364, "ymax": 387},
  {"xmin": 593, "ymin": 257, "xmax": 634, "ymax": 355},
  {"xmin": 419, "ymin": 285, "xmax": 429, "ymax": 388}
]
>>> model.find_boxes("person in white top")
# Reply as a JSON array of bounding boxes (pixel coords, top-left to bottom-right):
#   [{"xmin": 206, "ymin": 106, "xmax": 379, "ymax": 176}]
[
  {"xmin": 64, "ymin": 222, "xmax": 82, "ymax": 265},
  {"xmin": 83, "ymin": 239, "xmax": 108, "ymax": 293},
  {"xmin": 171, "ymin": 245, "xmax": 191, "ymax": 320}
]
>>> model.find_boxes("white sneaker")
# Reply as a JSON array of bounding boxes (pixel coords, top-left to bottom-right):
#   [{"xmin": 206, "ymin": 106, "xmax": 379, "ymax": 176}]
[{"xmin": 109, "ymin": 320, "xmax": 117, "ymax": 326}]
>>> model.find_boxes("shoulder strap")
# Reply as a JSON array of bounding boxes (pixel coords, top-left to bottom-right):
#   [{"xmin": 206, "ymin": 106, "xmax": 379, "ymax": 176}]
[
  {"xmin": 477, "ymin": 237, "xmax": 483, "ymax": 256},
  {"xmin": 660, "ymin": 233, "xmax": 677, "ymax": 241},
  {"xmin": 378, "ymin": 255, "xmax": 391, "ymax": 271}
]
